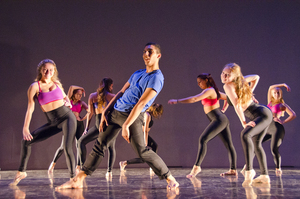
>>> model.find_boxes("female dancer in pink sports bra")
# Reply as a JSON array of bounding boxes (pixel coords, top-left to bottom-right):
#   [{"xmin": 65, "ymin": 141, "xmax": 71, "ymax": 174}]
[
  {"xmin": 10, "ymin": 59, "xmax": 77, "ymax": 186},
  {"xmin": 48, "ymin": 85, "xmax": 88, "ymax": 173},
  {"xmin": 264, "ymin": 83, "xmax": 296, "ymax": 175}
]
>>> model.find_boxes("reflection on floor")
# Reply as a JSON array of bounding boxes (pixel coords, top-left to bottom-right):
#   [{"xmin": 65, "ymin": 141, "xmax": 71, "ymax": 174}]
[{"xmin": 1, "ymin": 167, "xmax": 299, "ymax": 198}]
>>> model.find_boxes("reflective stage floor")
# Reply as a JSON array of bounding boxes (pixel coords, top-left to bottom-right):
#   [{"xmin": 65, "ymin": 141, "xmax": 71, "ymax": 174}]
[{"xmin": 1, "ymin": 167, "xmax": 299, "ymax": 198}]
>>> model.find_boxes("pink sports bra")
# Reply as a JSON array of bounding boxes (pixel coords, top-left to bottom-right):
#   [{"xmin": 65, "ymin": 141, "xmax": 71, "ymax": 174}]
[
  {"xmin": 267, "ymin": 102, "xmax": 282, "ymax": 115},
  {"xmin": 71, "ymin": 100, "xmax": 82, "ymax": 113},
  {"xmin": 37, "ymin": 81, "xmax": 64, "ymax": 106},
  {"xmin": 202, "ymin": 98, "xmax": 218, "ymax": 106}
]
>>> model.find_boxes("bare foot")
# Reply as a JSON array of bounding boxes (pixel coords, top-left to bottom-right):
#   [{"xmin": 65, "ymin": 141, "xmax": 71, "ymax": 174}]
[
  {"xmin": 240, "ymin": 164, "xmax": 246, "ymax": 175},
  {"xmin": 119, "ymin": 161, "xmax": 127, "ymax": 171},
  {"xmin": 166, "ymin": 187, "xmax": 179, "ymax": 199},
  {"xmin": 166, "ymin": 175, "xmax": 179, "ymax": 190},
  {"xmin": 55, "ymin": 171, "xmax": 87, "ymax": 190},
  {"xmin": 106, "ymin": 171, "xmax": 112, "ymax": 182},
  {"xmin": 189, "ymin": 177, "xmax": 202, "ymax": 188},
  {"xmin": 56, "ymin": 188, "xmax": 85, "ymax": 199},
  {"xmin": 186, "ymin": 165, "xmax": 201, "ymax": 178},
  {"xmin": 75, "ymin": 166, "xmax": 81, "ymax": 175},
  {"xmin": 220, "ymin": 169, "xmax": 238, "ymax": 176},
  {"xmin": 252, "ymin": 175, "xmax": 270, "ymax": 184},
  {"xmin": 10, "ymin": 172, "xmax": 27, "ymax": 186},
  {"xmin": 149, "ymin": 168, "xmax": 155, "ymax": 177},
  {"xmin": 119, "ymin": 171, "xmax": 127, "ymax": 184},
  {"xmin": 242, "ymin": 169, "xmax": 256, "ymax": 187},
  {"xmin": 276, "ymin": 168, "xmax": 282, "ymax": 176},
  {"xmin": 48, "ymin": 172, "xmax": 54, "ymax": 187},
  {"xmin": 48, "ymin": 162, "xmax": 56, "ymax": 174}
]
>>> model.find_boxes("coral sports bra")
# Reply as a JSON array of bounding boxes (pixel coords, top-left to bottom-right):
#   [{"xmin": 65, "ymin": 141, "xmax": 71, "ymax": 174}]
[
  {"xmin": 37, "ymin": 81, "xmax": 64, "ymax": 106},
  {"xmin": 202, "ymin": 98, "xmax": 218, "ymax": 106}
]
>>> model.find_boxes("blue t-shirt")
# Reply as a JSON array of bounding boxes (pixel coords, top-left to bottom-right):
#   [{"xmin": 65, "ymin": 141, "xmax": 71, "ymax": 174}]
[{"xmin": 114, "ymin": 69, "xmax": 164, "ymax": 112}]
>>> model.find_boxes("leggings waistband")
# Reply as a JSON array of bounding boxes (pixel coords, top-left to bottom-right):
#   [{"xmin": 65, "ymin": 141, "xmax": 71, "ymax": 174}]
[{"xmin": 44, "ymin": 105, "xmax": 71, "ymax": 123}]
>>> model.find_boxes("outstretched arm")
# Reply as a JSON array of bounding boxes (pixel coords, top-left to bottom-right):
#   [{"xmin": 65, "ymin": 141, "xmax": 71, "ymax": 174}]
[{"xmin": 168, "ymin": 88, "xmax": 214, "ymax": 104}]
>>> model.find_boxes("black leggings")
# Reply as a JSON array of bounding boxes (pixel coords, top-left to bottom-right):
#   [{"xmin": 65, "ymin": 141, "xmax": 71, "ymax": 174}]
[
  {"xmin": 242, "ymin": 102, "xmax": 273, "ymax": 175},
  {"xmin": 52, "ymin": 120, "xmax": 84, "ymax": 165},
  {"xmin": 263, "ymin": 121, "xmax": 285, "ymax": 169},
  {"xmin": 18, "ymin": 105, "xmax": 77, "ymax": 178},
  {"xmin": 194, "ymin": 108, "xmax": 237, "ymax": 170},
  {"xmin": 127, "ymin": 135, "xmax": 158, "ymax": 165},
  {"xmin": 77, "ymin": 114, "xmax": 116, "ymax": 172},
  {"xmin": 82, "ymin": 109, "xmax": 170, "ymax": 180}
]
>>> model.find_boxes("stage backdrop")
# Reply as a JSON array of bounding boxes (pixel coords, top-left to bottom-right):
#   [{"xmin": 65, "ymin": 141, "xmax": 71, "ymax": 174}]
[{"xmin": 1, "ymin": 1, "xmax": 299, "ymax": 171}]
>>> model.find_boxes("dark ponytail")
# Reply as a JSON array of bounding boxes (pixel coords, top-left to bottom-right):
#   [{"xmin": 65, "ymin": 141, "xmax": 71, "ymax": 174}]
[{"xmin": 197, "ymin": 73, "xmax": 220, "ymax": 99}]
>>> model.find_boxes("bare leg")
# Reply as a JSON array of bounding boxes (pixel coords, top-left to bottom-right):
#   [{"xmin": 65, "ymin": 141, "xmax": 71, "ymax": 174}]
[
  {"xmin": 186, "ymin": 165, "xmax": 201, "ymax": 178},
  {"xmin": 55, "ymin": 171, "xmax": 87, "ymax": 190},
  {"xmin": 10, "ymin": 171, "xmax": 27, "ymax": 186}
]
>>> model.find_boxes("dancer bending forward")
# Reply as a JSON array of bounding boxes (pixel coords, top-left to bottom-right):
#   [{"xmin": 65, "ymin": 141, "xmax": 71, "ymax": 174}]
[
  {"xmin": 221, "ymin": 63, "xmax": 272, "ymax": 187},
  {"xmin": 168, "ymin": 73, "xmax": 237, "ymax": 178},
  {"xmin": 56, "ymin": 42, "xmax": 179, "ymax": 190}
]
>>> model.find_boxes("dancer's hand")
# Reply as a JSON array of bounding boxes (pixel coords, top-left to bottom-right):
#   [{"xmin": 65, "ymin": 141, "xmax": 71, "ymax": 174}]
[
  {"xmin": 82, "ymin": 129, "xmax": 88, "ymax": 135},
  {"xmin": 243, "ymin": 121, "xmax": 256, "ymax": 128},
  {"xmin": 23, "ymin": 128, "xmax": 33, "ymax": 141},
  {"xmin": 168, "ymin": 99, "xmax": 178, "ymax": 104},
  {"xmin": 284, "ymin": 84, "xmax": 291, "ymax": 92},
  {"xmin": 99, "ymin": 114, "xmax": 108, "ymax": 132},
  {"xmin": 252, "ymin": 96, "xmax": 259, "ymax": 104},
  {"xmin": 273, "ymin": 117, "xmax": 283, "ymax": 124},
  {"xmin": 122, "ymin": 125, "xmax": 130, "ymax": 143}
]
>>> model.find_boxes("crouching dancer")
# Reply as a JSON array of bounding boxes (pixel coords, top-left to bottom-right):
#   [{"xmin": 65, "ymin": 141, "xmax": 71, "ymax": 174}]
[{"xmin": 56, "ymin": 42, "xmax": 179, "ymax": 190}]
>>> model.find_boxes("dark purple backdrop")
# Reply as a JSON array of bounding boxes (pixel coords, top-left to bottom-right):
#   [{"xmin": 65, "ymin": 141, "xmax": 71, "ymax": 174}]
[{"xmin": 1, "ymin": 1, "xmax": 299, "ymax": 171}]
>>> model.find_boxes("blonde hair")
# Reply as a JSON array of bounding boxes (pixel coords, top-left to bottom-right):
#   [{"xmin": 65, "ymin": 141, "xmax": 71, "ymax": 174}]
[
  {"xmin": 270, "ymin": 87, "xmax": 285, "ymax": 104},
  {"xmin": 224, "ymin": 63, "xmax": 252, "ymax": 106},
  {"xmin": 147, "ymin": 103, "xmax": 163, "ymax": 119},
  {"xmin": 35, "ymin": 59, "xmax": 61, "ymax": 86}
]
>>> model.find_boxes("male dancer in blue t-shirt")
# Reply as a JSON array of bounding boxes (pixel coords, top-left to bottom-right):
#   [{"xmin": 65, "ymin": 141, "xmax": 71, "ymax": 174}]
[{"xmin": 56, "ymin": 42, "xmax": 179, "ymax": 190}]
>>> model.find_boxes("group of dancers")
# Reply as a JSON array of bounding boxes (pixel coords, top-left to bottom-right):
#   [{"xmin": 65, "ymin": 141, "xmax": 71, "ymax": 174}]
[{"xmin": 9, "ymin": 42, "xmax": 296, "ymax": 190}]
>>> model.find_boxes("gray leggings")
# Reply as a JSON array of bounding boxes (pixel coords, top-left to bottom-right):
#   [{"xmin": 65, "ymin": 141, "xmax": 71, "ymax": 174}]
[
  {"xmin": 82, "ymin": 109, "xmax": 170, "ymax": 180},
  {"xmin": 242, "ymin": 102, "xmax": 273, "ymax": 175},
  {"xmin": 18, "ymin": 105, "xmax": 77, "ymax": 178},
  {"xmin": 52, "ymin": 120, "xmax": 84, "ymax": 165},
  {"xmin": 194, "ymin": 108, "xmax": 237, "ymax": 170},
  {"xmin": 77, "ymin": 114, "xmax": 116, "ymax": 172},
  {"xmin": 263, "ymin": 121, "xmax": 285, "ymax": 169}
]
